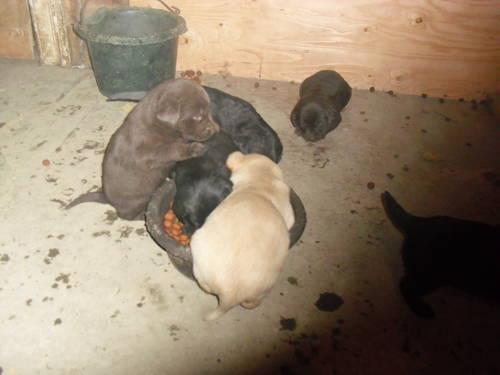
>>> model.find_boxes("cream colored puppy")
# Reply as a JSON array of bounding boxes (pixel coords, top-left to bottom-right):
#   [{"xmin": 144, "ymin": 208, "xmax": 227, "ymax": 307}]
[{"xmin": 190, "ymin": 151, "xmax": 295, "ymax": 320}]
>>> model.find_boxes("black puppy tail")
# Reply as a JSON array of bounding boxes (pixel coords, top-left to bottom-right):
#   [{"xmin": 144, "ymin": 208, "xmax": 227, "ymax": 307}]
[
  {"xmin": 381, "ymin": 191, "xmax": 415, "ymax": 233},
  {"xmin": 65, "ymin": 191, "xmax": 108, "ymax": 210}
]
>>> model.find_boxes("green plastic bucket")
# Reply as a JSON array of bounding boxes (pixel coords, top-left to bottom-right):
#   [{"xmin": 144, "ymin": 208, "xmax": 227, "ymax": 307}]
[{"xmin": 74, "ymin": 6, "xmax": 187, "ymax": 99}]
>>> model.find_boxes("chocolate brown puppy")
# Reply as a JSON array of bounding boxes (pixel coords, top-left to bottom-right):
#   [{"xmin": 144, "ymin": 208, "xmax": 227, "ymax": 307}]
[
  {"xmin": 291, "ymin": 70, "xmax": 351, "ymax": 142},
  {"xmin": 66, "ymin": 79, "xmax": 219, "ymax": 220}
]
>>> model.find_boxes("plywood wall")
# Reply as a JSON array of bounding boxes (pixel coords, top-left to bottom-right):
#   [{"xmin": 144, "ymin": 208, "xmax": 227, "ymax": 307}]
[
  {"xmin": 0, "ymin": 0, "xmax": 34, "ymax": 60},
  {"xmin": 131, "ymin": 0, "xmax": 500, "ymax": 99}
]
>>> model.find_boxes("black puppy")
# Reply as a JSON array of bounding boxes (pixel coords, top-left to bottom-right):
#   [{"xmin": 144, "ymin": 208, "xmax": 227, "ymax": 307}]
[
  {"xmin": 382, "ymin": 191, "xmax": 500, "ymax": 319},
  {"xmin": 172, "ymin": 131, "xmax": 238, "ymax": 235},
  {"xmin": 291, "ymin": 70, "xmax": 351, "ymax": 142},
  {"xmin": 203, "ymin": 86, "xmax": 283, "ymax": 163}
]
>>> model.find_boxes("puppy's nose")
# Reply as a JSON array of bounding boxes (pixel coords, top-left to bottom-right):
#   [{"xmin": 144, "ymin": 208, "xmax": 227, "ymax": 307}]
[{"xmin": 303, "ymin": 132, "xmax": 322, "ymax": 142}]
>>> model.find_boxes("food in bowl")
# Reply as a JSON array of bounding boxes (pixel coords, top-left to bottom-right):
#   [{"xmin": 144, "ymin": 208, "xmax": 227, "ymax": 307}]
[{"xmin": 163, "ymin": 207, "xmax": 190, "ymax": 246}]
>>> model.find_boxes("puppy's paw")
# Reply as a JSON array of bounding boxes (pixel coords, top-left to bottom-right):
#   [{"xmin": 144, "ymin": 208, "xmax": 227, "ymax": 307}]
[
  {"xmin": 204, "ymin": 308, "xmax": 225, "ymax": 321},
  {"xmin": 404, "ymin": 295, "xmax": 436, "ymax": 319},
  {"xmin": 400, "ymin": 277, "xmax": 436, "ymax": 319},
  {"xmin": 241, "ymin": 299, "xmax": 262, "ymax": 310},
  {"xmin": 189, "ymin": 142, "xmax": 207, "ymax": 156}
]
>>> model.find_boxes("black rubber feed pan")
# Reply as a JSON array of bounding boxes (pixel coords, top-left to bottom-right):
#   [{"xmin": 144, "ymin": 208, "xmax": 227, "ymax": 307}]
[{"xmin": 145, "ymin": 179, "xmax": 307, "ymax": 280}]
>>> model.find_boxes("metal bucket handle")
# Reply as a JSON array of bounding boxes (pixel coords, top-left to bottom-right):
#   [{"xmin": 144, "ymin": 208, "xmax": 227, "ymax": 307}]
[
  {"xmin": 157, "ymin": 0, "xmax": 181, "ymax": 14},
  {"xmin": 77, "ymin": 0, "xmax": 181, "ymax": 27}
]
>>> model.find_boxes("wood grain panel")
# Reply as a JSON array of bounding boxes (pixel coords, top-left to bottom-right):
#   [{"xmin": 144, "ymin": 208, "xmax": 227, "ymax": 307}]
[
  {"xmin": 29, "ymin": 0, "xmax": 71, "ymax": 66},
  {"xmin": 0, "ymin": 0, "xmax": 34, "ymax": 60},
  {"xmin": 131, "ymin": 0, "xmax": 500, "ymax": 99}
]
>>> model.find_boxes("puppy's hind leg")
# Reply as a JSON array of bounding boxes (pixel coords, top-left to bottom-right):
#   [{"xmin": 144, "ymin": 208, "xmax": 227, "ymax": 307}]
[
  {"xmin": 400, "ymin": 275, "xmax": 437, "ymax": 319},
  {"xmin": 241, "ymin": 290, "xmax": 268, "ymax": 310},
  {"xmin": 241, "ymin": 299, "xmax": 262, "ymax": 310},
  {"xmin": 205, "ymin": 292, "xmax": 237, "ymax": 321}
]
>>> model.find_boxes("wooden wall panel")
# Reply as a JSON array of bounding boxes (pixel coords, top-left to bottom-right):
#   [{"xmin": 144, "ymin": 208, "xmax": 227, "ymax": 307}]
[
  {"xmin": 29, "ymin": 0, "xmax": 72, "ymax": 66},
  {"xmin": 29, "ymin": 0, "xmax": 129, "ymax": 67},
  {"xmin": 0, "ymin": 0, "xmax": 34, "ymax": 60},
  {"xmin": 131, "ymin": 0, "xmax": 500, "ymax": 99},
  {"xmin": 63, "ymin": 0, "xmax": 90, "ymax": 68}
]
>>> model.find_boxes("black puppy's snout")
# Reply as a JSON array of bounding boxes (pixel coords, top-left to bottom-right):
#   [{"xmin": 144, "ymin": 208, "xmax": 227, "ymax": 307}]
[
  {"xmin": 303, "ymin": 110, "xmax": 318, "ymax": 127},
  {"xmin": 302, "ymin": 132, "xmax": 323, "ymax": 142},
  {"xmin": 183, "ymin": 222, "xmax": 195, "ymax": 236}
]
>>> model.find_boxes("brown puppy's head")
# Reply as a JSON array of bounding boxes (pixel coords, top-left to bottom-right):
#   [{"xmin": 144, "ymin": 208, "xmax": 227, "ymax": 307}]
[{"xmin": 155, "ymin": 79, "xmax": 219, "ymax": 141}]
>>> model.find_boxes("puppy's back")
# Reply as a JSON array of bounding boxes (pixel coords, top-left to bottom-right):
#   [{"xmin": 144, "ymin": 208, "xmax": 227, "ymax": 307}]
[
  {"xmin": 193, "ymin": 192, "xmax": 290, "ymax": 274},
  {"xmin": 300, "ymin": 70, "xmax": 352, "ymax": 110},
  {"xmin": 191, "ymin": 191, "xmax": 290, "ymax": 318},
  {"xmin": 203, "ymin": 86, "xmax": 283, "ymax": 162}
]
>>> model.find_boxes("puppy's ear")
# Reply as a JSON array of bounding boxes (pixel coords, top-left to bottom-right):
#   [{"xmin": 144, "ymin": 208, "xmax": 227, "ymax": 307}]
[
  {"xmin": 290, "ymin": 103, "xmax": 300, "ymax": 129},
  {"xmin": 219, "ymin": 178, "xmax": 233, "ymax": 197},
  {"xmin": 226, "ymin": 151, "xmax": 245, "ymax": 172},
  {"xmin": 156, "ymin": 101, "xmax": 181, "ymax": 125}
]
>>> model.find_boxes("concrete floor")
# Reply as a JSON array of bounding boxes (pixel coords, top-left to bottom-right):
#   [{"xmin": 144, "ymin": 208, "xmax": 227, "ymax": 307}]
[{"xmin": 0, "ymin": 59, "xmax": 499, "ymax": 375}]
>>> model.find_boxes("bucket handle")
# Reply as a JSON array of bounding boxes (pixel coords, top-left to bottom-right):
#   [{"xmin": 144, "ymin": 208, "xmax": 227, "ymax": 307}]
[
  {"xmin": 77, "ymin": 0, "xmax": 181, "ymax": 26},
  {"xmin": 157, "ymin": 0, "xmax": 181, "ymax": 14}
]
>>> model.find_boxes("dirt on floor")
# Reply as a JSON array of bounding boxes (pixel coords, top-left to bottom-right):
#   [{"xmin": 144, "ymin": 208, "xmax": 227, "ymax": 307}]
[{"xmin": 0, "ymin": 59, "xmax": 499, "ymax": 375}]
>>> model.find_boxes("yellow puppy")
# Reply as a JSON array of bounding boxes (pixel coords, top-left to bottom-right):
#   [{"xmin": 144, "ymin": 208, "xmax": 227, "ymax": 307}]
[{"xmin": 190, "ymin": 151, "xmax": 295, "ymax": 320}]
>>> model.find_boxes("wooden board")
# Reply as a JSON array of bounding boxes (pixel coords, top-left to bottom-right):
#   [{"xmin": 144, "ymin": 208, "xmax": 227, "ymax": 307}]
[
  {"xmin": 28, "ymin": 0, "xmax": 129, "ymax": 67},
  {"xmin": 62, "ymin": 0, "xmax": 90, "ymax": 68},
  {"xmin": 29, "ymin": 0, "xmax": 71, "ymax": 66},
  {"xmin": 131, "ymin": 0, "xmax": 500, "ymax": 99},
  {"xmin": 0, "ymin": 0, "xmax": 35, "ymax": 60}
]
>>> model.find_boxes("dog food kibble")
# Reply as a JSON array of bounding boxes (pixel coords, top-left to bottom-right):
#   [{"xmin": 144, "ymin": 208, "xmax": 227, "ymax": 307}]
[
  {"xmin": 367, "ymin": 182, "xmax": 375, "ymax": 190},
  {"xmin": 163, "ymin": 209, "xmax": 190, "ymax": 246},
  {"xmin": 42, "ymin": 159, "xmax": 50, "ymax": 166},
  {"xmin": 180, "ymin": 234, "xmax": 189, "ymax": 243}
]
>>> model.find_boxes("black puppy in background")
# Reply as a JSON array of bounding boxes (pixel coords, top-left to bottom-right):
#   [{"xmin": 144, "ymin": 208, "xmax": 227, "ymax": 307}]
[
  {"xmin": 381, "ymin": 191, "xmax": 500, "ymax": 319},
  {"xmin": 291, "ymin": 70, "xmax": 351, "ymax": 142},
  {"xmin": 203, "ymin": 86, "xmax": 283, "ymax": 163},
  {"xmin": 172, "ymin": 131, "xmax": 238, "ymax": 235}
]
